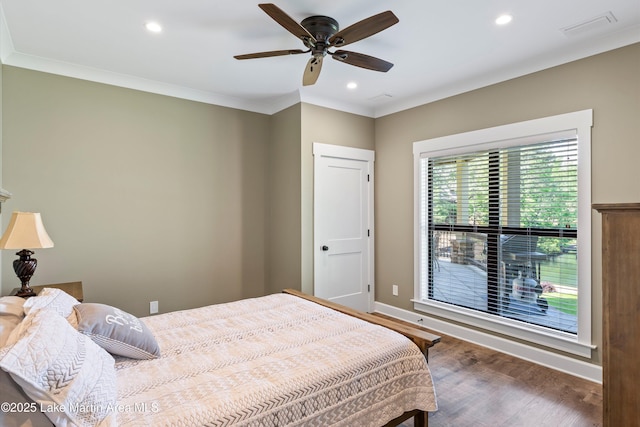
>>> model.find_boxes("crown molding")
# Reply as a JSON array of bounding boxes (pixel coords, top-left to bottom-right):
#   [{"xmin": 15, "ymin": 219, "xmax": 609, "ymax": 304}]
[{"xmin": 2, "ymin": 4, "xmax": 638, "ymax": 120}]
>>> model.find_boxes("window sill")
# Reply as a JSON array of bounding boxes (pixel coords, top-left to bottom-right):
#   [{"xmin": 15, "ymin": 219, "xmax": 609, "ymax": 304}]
[{"xmin": 412, "ymin": 299, "xmax": 595, "ymax": 358}]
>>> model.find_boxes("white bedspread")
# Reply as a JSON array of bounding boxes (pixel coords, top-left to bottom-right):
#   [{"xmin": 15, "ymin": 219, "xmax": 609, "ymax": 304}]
[{"xmin": 114, "ymin": 293, "xmax": 437, "ymax": 426}]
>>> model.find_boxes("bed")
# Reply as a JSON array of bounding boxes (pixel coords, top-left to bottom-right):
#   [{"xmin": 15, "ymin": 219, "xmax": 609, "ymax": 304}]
[{"xmin": 0, "ymin": 288, "xmax": 438, "ymax": 427}]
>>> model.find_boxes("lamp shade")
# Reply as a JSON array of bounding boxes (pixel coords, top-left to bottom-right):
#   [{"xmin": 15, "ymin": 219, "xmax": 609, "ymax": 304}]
[{"xmin": 0, "ymin": 212, "xmax": 54, "ymax": 249}]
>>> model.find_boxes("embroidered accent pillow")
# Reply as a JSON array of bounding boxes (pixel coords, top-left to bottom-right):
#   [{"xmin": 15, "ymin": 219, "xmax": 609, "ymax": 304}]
[{"xmin": 74, "ymin": 303, "xmax": 161, "ymax": 360}]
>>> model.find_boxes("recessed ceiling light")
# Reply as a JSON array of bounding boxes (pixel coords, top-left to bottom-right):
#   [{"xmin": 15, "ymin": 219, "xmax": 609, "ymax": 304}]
[
  {"xmin": 145, "ymin": 22, "xmax": 163, "ymax": 33},
  {"xmin": 495, "ymin": 14, "xmax": 513, "ymax": 26},
  {"xmin": 346, "ymin": 82, "xmax": 358, "ymax": 90}
]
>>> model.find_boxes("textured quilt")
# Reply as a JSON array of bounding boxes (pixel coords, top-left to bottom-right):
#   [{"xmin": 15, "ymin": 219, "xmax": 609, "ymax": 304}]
[{"xmin": 114, "ymin": 293, "xmax": 437, "ymax": 426}]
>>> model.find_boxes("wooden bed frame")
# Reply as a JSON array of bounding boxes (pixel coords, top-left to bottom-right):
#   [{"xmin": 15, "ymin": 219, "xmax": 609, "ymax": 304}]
[{"xmin": 283, "ymin": 289, "xmax": 441, "ymax": 427}]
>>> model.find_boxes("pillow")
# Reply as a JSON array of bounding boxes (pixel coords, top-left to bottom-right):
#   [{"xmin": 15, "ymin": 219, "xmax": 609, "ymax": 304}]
[
  {"xmin": 74, "ymin": 303, "xmax": 160, "ymax": 360},
  {"xmin": 23, "ymin": 287, "xmax": 79, "ymax": 317},
  {"xmin": 0, "ymin": 309, "xmax": 116, "ymax": 427},
  {"xmin": 0, "ymin": 297, "xmax": 52, "ymax": 426},
  {"xmin": 0, "ymin": 370, "xmax": 54, "ymax": 427},
  {"xmin": 0, "ymin": 296, "xmax": 26, "ymax": 317},
  {"xmin": 0, "ymin": 316, "xmax": 22, "ymax": 349},
  {"xmin": 0, "ymin": 296, "xmax": 26, "ymax": 347}
]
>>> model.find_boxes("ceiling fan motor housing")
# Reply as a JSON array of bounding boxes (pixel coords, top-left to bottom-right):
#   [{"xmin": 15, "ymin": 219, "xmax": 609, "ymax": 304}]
[{"xmin": 301, "ymin": 16, "xmax": 340, "ymax": 56}]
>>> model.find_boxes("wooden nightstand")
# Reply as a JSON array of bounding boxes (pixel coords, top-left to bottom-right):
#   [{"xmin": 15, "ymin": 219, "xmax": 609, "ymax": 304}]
[{"xmin": 11, "ymin": 281, "xmax": 84, "ymax": 302}]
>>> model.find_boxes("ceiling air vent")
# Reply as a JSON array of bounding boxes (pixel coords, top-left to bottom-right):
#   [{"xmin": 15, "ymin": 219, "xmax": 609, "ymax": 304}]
[
  {"xmin": 561, "ymin": 12, "xmax": 618, "ymax": 37},
  {"xmin": 369, "ymin": 94, "xmax": 393, "ymax": 103}
]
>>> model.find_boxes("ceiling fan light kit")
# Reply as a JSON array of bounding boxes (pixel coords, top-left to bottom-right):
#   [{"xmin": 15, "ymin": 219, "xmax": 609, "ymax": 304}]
[{"xmin": 234, "ymin": 3, "xmax": 398, "ymax": 86}]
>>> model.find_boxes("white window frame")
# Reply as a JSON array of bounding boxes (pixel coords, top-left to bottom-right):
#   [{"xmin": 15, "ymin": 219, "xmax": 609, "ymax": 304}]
[{"xmin": 413, "ymin": 110, "xmax": 594, "ymax": 357}]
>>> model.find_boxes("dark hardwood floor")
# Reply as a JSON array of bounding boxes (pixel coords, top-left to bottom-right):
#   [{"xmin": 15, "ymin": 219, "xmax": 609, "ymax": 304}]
[{"xmin": 398, "ymin": 328, "xmax": 602, "ymax": 426}]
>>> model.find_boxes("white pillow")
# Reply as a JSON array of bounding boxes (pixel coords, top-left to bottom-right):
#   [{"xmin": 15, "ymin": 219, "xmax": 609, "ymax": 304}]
[
  {"xmin": 0, "ymin": 296, "xmax": 26, "ymax": 317},
  {"xmin": 0, "ymin": 316, "xmax": 22, "ymax": 349},
  {"xmin": 0, "ymin": 309, "xmax": 117, "ymax": 427},
  {"xmin": 0, "ymin": 296, "xmax": 26, "ymax": 347},
  {"xmin": 23, "ymin": 287, "xmax": 79, "ymax": 317}
]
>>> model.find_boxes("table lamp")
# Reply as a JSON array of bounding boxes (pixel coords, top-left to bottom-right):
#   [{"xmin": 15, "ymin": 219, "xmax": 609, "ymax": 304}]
[{"xmin": 0, "ymin": 212, "xmax": 54, "ymax": 297}]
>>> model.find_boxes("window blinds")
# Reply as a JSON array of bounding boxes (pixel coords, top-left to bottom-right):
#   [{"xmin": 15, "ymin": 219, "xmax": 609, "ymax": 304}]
[{"xmin": 420, "ymin": 137, "xmax": 579, "ymax": 333}]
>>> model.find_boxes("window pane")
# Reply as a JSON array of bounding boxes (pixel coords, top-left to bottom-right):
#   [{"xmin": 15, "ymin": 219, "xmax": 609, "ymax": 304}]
[
  {"xmin": 501, "ymin": 140, "xmax": 578, "ymax": 229},
  {"xmin": 430, "ymin": 154, "xmax": 490, "ymax": 227},
  {"xmin": 423, "ymin": 138, "xmax": 579, "ymax": 335},
  {"xmin": 500, "ymin": 235, "xmax": 577, "ymax": 333},
  {"xmin": 430, "ymin": 231, "xmax": 489, "ymax": 311}
]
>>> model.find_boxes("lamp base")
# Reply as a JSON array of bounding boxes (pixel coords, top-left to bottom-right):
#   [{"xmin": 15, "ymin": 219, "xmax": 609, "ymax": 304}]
[
  {"xmin": 13, "ymin": 249, "xmax": 38, "ymax": 299},
  {"xmin": 14, "ymin": 287, "xmax": 37, "ymax": 298}
]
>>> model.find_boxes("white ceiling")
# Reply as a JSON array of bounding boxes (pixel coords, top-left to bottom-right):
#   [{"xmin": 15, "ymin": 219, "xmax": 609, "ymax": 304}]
[{"xmin": 1, "ymin": 0, "xmax": 639, "ymax": 117}]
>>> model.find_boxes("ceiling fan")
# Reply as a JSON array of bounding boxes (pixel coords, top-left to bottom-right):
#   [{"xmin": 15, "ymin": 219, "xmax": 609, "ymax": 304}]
[{"xmin": 234, "ymin": 3, "xmax": 399, "ymax": 86}]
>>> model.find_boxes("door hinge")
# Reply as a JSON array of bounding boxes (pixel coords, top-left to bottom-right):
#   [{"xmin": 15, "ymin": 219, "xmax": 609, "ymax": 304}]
[
  {"xmin": 367, "ymin": 174, "xmax": 370, "ymax": 182},
  {"xmin": 368, "ymin": 284, "xmax": 371, "ymax": 292},
  {"xmin": 368, "ymin": 229, "xmax": 370, "ymax": 237}
]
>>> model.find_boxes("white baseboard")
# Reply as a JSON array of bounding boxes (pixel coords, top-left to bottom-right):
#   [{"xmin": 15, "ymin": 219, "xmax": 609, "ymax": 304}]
[{"xmin": 374, "ymin": 301, "xmax": 602, "ymax": 384}]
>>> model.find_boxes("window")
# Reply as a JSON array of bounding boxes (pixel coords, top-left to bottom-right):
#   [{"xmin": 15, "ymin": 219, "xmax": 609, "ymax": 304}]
[{"xmin": 413, "ymin": 110, "xmax": 593, "ymax": 357}]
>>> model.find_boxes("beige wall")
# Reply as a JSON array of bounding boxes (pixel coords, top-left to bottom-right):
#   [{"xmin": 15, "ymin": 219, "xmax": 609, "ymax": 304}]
[
  {"xmin": 1, "ymin": 67, "xmax": 269, "ymax": 316},
  {"xmin": 264, "ymin": 102, "xmax": 375, "ymax": 295},
  {"xmin": 374, "ymin": 43, "xmax": 640, "ymax": 365},
  {"xmin": 0, "ymin": 63, "xmax": 3, "ymax": 192},
  {"xmin": 266, "ymin": 104, "xmax": 302, "ymax": 294},
  {"xmin": 0, "ymin": 69, "xmax": 375, "ymax": 314},
  {"xmin": 300, "ymin": 103, "xmax": 375, "ymax": 294},
  {"xmin": 2, "ymin": 43, "xmax": 637, "ymax": 367}
]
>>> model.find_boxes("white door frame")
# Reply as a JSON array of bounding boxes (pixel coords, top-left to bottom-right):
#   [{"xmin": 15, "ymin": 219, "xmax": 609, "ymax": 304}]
[{"xmin": 313, "ymin": 142, "xmax": 375, "ymax": 312}]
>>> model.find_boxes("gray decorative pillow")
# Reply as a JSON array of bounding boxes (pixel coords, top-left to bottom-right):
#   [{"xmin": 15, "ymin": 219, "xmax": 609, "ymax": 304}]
[{"xmin": 73, "ymin": 303, "xmax": 160, "ymax": 360}]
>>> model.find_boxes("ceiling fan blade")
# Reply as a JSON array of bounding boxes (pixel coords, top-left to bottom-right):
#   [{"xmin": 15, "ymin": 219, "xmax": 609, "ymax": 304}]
[
  {"xmin": 259, "ymin": 3, "xmax": 316, "ymax": 44},
  {"xmin": 329, "ymin": 11, "xmax": 398, "ymax": 47},
  {"xmin": 331, "ymin": 50, "xmax": 393, "ymax": 72},
  {"xmin": 234, "ymin": 49, "xmax": 307, "ymax": 60},
  {"xmin": 302, "ymin": 56, "xmax": 323, "ymax": 86}
]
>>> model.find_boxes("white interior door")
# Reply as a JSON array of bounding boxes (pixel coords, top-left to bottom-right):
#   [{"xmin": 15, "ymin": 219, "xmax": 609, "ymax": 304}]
[{"xmin": 313, "ymin": 143, "xmax": 374, "ymax": 312}]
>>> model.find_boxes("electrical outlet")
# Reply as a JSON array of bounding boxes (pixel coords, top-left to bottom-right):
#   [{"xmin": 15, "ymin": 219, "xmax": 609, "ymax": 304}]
[
  {"xmin": 392, "ymin": 284, "xmax": 399, "ymax": 296},
  {"xmin": 150, "ymin": 301, "xmax": 159, "ymax": 314}
]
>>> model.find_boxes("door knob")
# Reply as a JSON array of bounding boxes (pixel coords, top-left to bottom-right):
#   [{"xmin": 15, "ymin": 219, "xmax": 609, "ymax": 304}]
[{"xmin": 321, "ymin": 245, "xmax": 329, "ymax": 251}]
